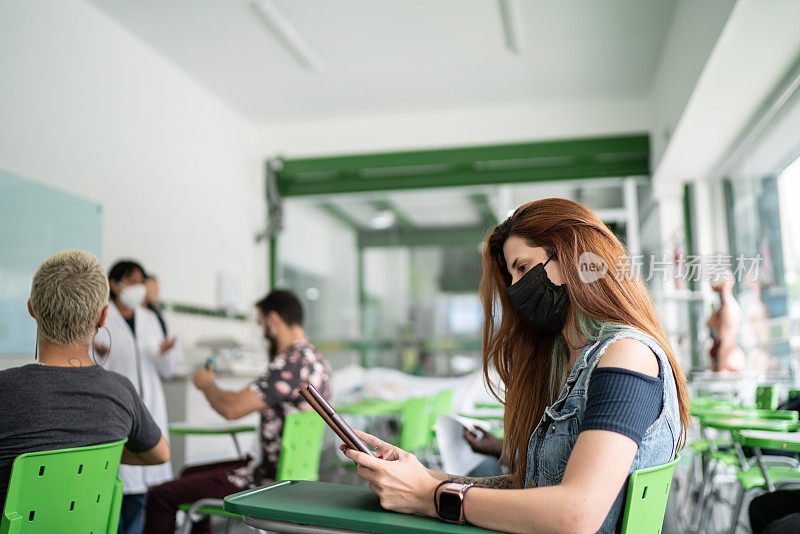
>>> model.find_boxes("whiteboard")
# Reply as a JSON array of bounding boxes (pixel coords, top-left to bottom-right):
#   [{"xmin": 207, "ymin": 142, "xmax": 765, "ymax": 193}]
[{"xmin": 0, "ymin": 168, "xmax": 102, "ymax": 355}]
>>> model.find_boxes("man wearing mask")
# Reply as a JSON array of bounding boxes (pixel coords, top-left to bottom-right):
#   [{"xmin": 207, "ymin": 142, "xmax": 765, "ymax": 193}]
[{"xmin": 143, "ymin": 290, "xmax": 332, "ymax": 534}]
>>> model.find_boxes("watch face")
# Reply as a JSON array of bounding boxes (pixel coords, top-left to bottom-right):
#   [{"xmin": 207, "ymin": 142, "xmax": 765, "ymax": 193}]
[{"xmin": 439, "ymin": 491, "xmax": 462, "ymax": 522}]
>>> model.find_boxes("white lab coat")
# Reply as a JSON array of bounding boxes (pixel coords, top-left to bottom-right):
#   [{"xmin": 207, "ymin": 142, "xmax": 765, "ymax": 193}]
[{"xmin": 104, "ymin": 302, "xmax": 180, "ymax": 494}]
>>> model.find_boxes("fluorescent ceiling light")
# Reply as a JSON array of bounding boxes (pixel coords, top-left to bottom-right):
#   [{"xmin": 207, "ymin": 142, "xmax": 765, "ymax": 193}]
[
  {"xmin": 251, "ymin": 0, "xmax": 325, "ymax": 72},
  {"xmin": 498, "ymin": 0, "xmax": 524, "ymax": 53},
  {"xmin": 370, "ymin": 210, "xmax": 396, "ymax": 230}
]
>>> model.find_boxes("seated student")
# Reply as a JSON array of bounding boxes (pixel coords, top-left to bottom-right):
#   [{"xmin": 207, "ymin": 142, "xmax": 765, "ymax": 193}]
[
  {"xmin": 463, "ymin": 428, "xmax": 505, "ymax": 477},
  {"xmin": 144, "ymin": 290, "xmax": 332, "ymax": 534},
  {"xmin": 341, "ymin": 199, "xmax": 690, "ymax": 533},
  {"xmin": 750, "ymin": 490, "xmax": 800, "ymax": 534},
  {"xmin": 0, "ymin": 250, "xmax": 170, "ymax": 506}
]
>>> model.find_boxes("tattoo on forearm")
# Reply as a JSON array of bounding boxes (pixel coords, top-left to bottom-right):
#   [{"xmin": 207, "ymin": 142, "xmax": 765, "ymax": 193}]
[{"xmin": 445, "ymin": 474, "xmax": 516, "ymax": 489}]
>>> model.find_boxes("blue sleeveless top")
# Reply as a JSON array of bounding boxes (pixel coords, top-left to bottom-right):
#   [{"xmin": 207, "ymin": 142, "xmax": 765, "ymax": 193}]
[{"xmin": 524, "ymin": 328, "xmax": 681, "ymax": 533}]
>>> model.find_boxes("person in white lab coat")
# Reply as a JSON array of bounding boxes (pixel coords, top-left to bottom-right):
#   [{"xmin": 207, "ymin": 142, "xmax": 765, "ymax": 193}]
[{"xmin": 96, "ymin": 259, "xmax": 181, "ymax": 534}]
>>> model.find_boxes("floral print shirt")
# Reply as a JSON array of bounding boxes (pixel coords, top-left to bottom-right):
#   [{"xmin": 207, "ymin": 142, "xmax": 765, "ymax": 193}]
[{"xmin": 227, "ymin": 338, "xmax": 331, "ymax": 488}]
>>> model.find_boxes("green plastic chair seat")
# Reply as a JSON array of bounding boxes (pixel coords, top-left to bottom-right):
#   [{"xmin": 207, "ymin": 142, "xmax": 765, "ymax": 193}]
[
  {"xmin": 619, "ymin": 454, "xmax": 680, "ymax": 534},
  {"xmin": 735, "ymin": 466, "xmax": 800, "ymax": 491},
  {"xmin": 1, "ymin": 439, "xmax": 126, "ymax": 534},
  {"xmin": 177, "ymin": 503, "xmax": 239, "ymax": 519}
]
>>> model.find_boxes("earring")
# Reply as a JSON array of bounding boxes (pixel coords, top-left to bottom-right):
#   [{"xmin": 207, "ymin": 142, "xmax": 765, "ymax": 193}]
[{"xmin": 91, "ymin": 325, "xmax": 112, "ymax": 367}]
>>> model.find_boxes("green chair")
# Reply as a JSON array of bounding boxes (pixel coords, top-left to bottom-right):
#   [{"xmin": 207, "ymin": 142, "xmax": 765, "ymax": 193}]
[
  {"xmin": 619, "ymin": 454, "xmax": 680, "ymax": 534},
  {"xmin": 429, "ymin": 389, "xmax": 454, "ymax": 440},
  {"xmin": 1, "ymin": 439, "xmax": 126, "ymax": 534},
  {"xmin": 399, "ymin": 397, "xmax": 432, "ymax": 452},
  {"xmin": 179, "ymin": 410, "xmax": 325, "ymax": 534},
  {"xmin": 726, "ymin": 430, "xmax": 800, "ymax": 534},
  {"xmin": 756, "ymin": 385, "xmax": 780, "ymax": 411},
  {"xmin": 275, "ymin": 411, "xmax": 326, "ymax": 481}
]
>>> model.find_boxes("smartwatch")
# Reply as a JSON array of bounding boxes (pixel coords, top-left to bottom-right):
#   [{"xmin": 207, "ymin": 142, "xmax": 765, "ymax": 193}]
[{"xmin": 437, "ymin": 482, "xmax": 473, "ymax": 524}]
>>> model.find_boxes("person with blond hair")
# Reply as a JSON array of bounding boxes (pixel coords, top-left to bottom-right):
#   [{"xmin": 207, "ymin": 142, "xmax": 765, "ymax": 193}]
[
  {"xmin": 342, "ymin": 199, "xmax": 689, "ymax": 533},
  {"xmin": 0, "ymin": 250, "xmax": 170, "ymax": 507}
]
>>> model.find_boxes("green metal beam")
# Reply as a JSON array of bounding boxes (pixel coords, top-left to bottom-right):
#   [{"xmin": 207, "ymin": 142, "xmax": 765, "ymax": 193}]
[
  {"xmin": 279, "ymin": 134, "xmax": 648, "ymax": 175},
  {"xmin": 317, "ymin": 202, "xmax": 363, "ymax": 230},
  {"xmin": 269, "ymin": 236, "xmax": 277, "ymax": 289},
  {"xmin": 371, "ymin": 199, "xmax": 414, "ymax": 229},
  {"xmin": 358, "ymin": 225, "xmax": 487, "ymax": 248},
  {"xmin": 278, "ymin": 157, "xmax": 648, "ymax": 197}
]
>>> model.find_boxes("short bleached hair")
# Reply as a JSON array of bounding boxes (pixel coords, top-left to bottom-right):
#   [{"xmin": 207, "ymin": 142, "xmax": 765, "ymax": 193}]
[{"xmin": 30, "ymin": 250, "xmax": 109, "ymax": 345}]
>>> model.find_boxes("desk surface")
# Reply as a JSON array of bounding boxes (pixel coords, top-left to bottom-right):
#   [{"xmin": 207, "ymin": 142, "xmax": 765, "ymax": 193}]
[
  {"xmin": 735, "ymin": 430, "xmax": 800, "ymax": 452},
  {"xmin": 698, "ymin": 416, "xmax": 797, "ymax": 432},
  {"xmin": 224, "ymin": 480, "xmax": 501, "ymax": 534},
  {"xmin": 691, "ymin": 407, "xmax": 798, "ymax": 421},
  {"xmin": 169, "ymin": 421, "xmax": 256, "ymax": 435}
]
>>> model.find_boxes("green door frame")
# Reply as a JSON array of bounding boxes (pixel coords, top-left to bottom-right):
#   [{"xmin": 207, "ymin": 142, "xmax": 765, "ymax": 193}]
[{"xmin": 265, "ymin": 134, "xmax": 651, "ymax": 365}]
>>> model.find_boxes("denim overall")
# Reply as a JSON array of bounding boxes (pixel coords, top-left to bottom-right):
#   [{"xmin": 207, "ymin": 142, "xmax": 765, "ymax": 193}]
[{"xmin": 524, "ymin": 328, "xmax": 681, "ymax": 533}]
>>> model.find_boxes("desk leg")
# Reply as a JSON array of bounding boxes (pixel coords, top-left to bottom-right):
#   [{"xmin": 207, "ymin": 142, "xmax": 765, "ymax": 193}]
[
  {"xmin": 231, "ymin": 434, "xmax": 243, "ymax": 458},
  {"xmin": 243, "ymin": 517, "xmax": 363, "ymax": 533}
]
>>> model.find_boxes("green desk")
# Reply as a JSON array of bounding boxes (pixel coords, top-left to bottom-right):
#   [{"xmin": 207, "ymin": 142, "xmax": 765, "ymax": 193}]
[
  {"xmin": 691, "ymin": 407, "xmax": 798, "ymax": 421},
  {"xmin": 457, "ymin": 410, "xmax": 503, "ymax": 422},
  {"xmin": 169, "ymin": 421, "xmax": 256, "ymax": 458},
  {"xmin": 698, "ymin": 416, "xmax": 799, "ymax": 432},
  {"xmin": 339, "ymin": 400, "xmax": 406, "ymax": 417},
  {"xmin": 224, "ymin": 480, "xmax": 501, "ymax": 533},
  {"xmin": 734, "ymin": 430, "xmax": 800, "ymax": 453}
]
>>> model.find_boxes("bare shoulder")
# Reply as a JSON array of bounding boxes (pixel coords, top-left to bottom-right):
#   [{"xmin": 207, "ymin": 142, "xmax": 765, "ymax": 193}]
[{"xmin": 597, "ymin": 337, "xmax": 659, "ymax": 377}]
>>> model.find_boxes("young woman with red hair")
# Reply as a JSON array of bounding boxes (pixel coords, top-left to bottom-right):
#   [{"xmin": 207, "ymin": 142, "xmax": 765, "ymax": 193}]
[{"xmin": 344, "ymin": 198, "xmax": 690, "ymax": 534}]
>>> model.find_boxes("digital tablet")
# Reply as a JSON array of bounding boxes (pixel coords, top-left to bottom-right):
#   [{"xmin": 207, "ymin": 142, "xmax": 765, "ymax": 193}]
[{"xmin": 299, "ymin": 384, "xmax": 379, "ymax": 457}]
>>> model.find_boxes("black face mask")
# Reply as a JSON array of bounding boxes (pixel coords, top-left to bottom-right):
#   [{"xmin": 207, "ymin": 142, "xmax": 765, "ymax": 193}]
[{"xmin": 506, "ymin": 254, "xmax": 570, "ymax": 333}]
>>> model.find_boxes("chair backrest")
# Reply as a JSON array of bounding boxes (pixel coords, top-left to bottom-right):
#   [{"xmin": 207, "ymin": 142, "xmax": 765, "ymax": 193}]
[
  {"xmin": 619, "ymin": 454, "xmax": 680, "ymax": 534},
  {"xmin": 1, "ymin": 440, "xmax": 126, "ymax": 534},
  {"xmin": 430, "ymin": 390, "xmax": 454, "ymax": 429},
  {"xmin": 756, "ymin": 385, "xmax": 780, "ymax": 410},
  {"xmin": 276, "ymin": 411, "xmax": 325, "ymax": 482},
  {"xmin": 399, "ymin": 397, "xmax": 431, "ymax": 451}
]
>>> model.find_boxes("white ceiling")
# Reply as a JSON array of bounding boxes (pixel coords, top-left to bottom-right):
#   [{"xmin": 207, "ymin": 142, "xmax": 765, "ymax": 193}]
[{"xmin": 89, "ymin": 0, "xmax": 676, "ymax": 124}]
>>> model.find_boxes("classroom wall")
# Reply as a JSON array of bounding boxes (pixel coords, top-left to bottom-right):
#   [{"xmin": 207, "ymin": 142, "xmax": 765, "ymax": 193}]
[
  {"xmin": 279, "ymin": 203, "xmax": 360, "ymax": 341},
  {"xmin": 0, "ymin": 0, "xmax": 266, "ymax": 363}
]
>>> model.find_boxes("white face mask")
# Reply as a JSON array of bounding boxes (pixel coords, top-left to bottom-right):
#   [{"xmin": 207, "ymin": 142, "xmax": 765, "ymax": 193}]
[{"xmin": 119, "ymin": 284, "xmax": 146, "ymax": 310}]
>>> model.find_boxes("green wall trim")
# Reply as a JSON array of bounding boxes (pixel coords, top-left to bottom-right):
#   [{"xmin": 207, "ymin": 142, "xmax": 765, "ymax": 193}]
[{"xmin": 276, "ymin": 134, "xmax": 650, "ymax": 197}]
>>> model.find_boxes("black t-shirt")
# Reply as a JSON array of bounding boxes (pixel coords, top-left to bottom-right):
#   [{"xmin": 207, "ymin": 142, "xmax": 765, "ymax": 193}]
[{"xmin": 0, "ymin": 364, "xmax": 162, "ymax": 503}]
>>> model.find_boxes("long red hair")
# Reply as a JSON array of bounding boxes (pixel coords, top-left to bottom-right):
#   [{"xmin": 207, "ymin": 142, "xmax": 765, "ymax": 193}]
[{"xmin": 480, "ymin": 198, "xmax": 690, "ymax": 483}]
